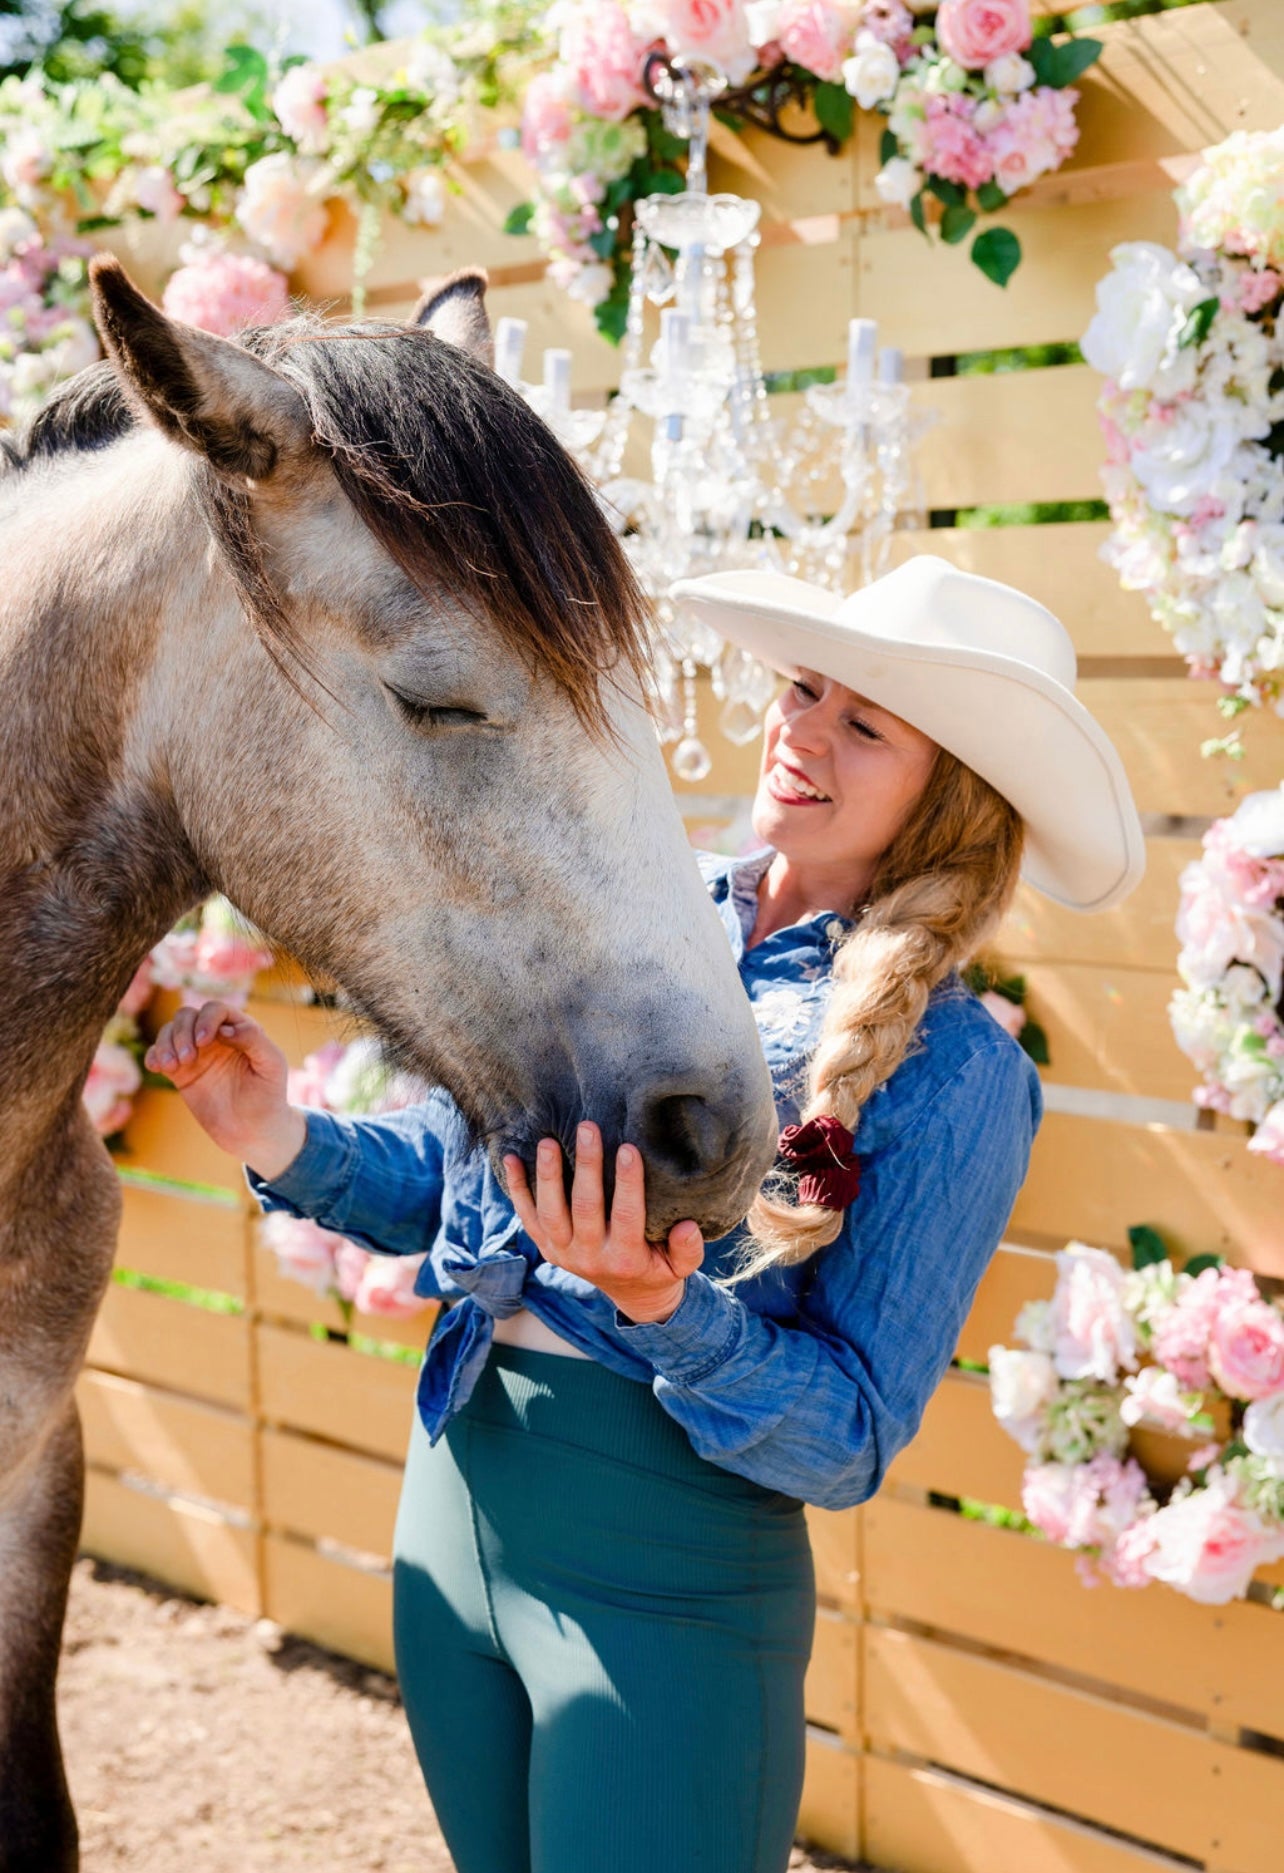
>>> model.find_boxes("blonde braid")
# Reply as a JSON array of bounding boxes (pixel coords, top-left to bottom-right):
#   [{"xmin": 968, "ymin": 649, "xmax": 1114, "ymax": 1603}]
[{"xmin": 737, "ymin": 750, "xmax": 1025, "ymax": 1278}]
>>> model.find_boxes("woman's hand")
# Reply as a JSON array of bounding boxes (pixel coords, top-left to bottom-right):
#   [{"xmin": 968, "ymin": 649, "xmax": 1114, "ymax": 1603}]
[
  {"xmin": 144, "ymin": 1001, "xmax": 305, "ymax": 1180},
  {"xmin": 504, "ymin": 1123, "xmax": 704, "ymax": 1326}
]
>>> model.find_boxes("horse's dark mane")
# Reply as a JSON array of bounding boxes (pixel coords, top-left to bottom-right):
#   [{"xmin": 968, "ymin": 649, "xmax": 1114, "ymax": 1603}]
[{"xmin": 6, "ymin": 315, "xmax": 648, "ymax": 730}]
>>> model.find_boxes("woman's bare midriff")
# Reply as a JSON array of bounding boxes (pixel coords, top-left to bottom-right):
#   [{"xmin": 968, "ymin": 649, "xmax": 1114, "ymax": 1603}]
[{"xmin": 491, "ymin": 1307, "xmax": 592, "ymax": 1359}]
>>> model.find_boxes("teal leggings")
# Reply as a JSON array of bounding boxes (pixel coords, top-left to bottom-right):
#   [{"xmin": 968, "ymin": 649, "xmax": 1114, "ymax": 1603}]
[{"xmin": 392, "ymin": 1344, "xmax": 816, "ymax": 1873}]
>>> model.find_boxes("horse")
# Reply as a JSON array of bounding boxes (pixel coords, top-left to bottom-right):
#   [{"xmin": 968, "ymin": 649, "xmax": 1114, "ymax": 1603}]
[{"xmin": 0, "ymin": 259, "xmax": 779, "ymax": 1871}]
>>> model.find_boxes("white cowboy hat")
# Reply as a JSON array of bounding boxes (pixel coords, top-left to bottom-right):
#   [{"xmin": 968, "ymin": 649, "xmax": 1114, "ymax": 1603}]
[{"xmin": 670, "ymin": 555, "xmax": 1145, "ymax": 913}]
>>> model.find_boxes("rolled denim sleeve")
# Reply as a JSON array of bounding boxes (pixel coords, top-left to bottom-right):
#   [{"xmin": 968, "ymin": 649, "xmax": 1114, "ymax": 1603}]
[
  {"xmin": 247, "ymin": 1093, "xmax": 459, "ymax": 1260},
  {"xmin": 617, "ymin": 1039, "xmax": 1040, "ymax": 1509}
]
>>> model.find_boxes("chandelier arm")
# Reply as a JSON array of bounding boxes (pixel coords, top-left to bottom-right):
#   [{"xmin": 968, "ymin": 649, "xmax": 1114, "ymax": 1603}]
[{"xmin": 640, "ymin": 52, "xmax": 843, "ymax": 158}]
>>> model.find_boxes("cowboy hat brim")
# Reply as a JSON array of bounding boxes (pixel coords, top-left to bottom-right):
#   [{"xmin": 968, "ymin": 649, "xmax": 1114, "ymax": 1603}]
[{"xmin": 671, "ymin": 569, "xmax": 1146, "ymax": 913}]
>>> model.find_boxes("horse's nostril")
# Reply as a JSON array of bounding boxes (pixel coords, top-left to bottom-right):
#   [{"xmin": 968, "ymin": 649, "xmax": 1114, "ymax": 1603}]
[{"xmin": 636, "ymin": 1093, "xmax": 726, "ymax": 1181}]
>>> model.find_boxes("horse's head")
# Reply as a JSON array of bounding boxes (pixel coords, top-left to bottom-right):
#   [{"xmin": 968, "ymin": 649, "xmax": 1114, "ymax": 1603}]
[{"xmin": 88, "ymin": 261, "xmax": 777, "ymax": 1240}]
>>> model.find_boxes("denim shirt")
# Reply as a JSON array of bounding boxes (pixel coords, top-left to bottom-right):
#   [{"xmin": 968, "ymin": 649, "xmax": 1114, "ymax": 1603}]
[{"xmin": 250, "ymin": 849, "xmax": 1041, "ymax": 1510}]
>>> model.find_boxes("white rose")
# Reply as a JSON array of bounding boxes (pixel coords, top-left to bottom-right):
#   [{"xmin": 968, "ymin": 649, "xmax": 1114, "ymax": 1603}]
[
  {"xmin": 1013, "ymin": 1298, "xmax": 1056, "ymax": 1354},
  {"xmin": 874, "ymin": 157, "xmax": 921, "ymax": 209},
  {"xmin": 985, "ymin": 52, "xmax": 1035, "ymax": 93},
  {"xmin": 1081, "ymin": 242, "xmax": 1204, "ymax": 393},
  {"xmin": 988, "ymin": 1346, "xmax": 1059, "ymax": 1451},
  {"xmin": 1129, "ymin": 403, "xmax": 1241, "ymax": 517},
  {"xmin": 1244, "ymin": 1392, "xmax": 1284, "ymax": 1475},
  {"xmin": 744, "ymin": 0, "xmax": 783, "ymax": 46},
  {"xmin": 563, "ymin": 262, "xmax": 614, "ymax": 307},
  {"xmin": 842, "ymin": 33, "xmax": 899, "ymax": 110},
  {"xmin": 1228, "ymin": 786, "xmax": 1284, "ymax": 862}
]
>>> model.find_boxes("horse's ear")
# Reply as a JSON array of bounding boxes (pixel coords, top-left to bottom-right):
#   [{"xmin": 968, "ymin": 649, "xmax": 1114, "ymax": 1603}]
[
  {"xmin": 410, "ymin": 267, "xmax": 493, "ymax": 364},
  {"xmin": 89, "ymin": 256, "xmax": 311, "ymax": 481}
]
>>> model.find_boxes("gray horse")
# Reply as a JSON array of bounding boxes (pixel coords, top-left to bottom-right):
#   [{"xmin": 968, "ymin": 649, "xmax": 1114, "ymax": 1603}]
[{"xmin": 0, "ymin": 260, "xmax": 777, "ymax": 1870}]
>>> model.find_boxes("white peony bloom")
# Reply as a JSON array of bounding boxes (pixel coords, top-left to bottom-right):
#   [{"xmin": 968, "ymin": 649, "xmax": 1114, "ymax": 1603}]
[
  {"xmin": 1243, "ymin": 1392, "xmax": 1284, "ymax": 1475},
  {"xmin": 874, "ymin": 157, "xmax": 922, "ymax": 209},
  {"xmin": 989, "ymin": 1345, "xmax": 1059, "ymax": 1451},
  {"xmin": 842, "ymin": 33, "xmax": 899, "ymax": 109},
  {"xmin": 1129, "ymin": 402, "xmax": 1242, "ymax": 516},
  {"xmin": 1081, "ymin": 241, "xmax": 1204, "ymax": 392},
  {"xmin": 1226, "ymin": 785, "xmax": 1284, "ymax": 861},
  {"xmin": 744, "ymin": 0, "xmax": 783, "ymax": 46},
  {"xmin": 985, "ymin": 52, "xmax": 1036, "ymax": 94},
  {"xmin": 563, "ymin": 262, "xmax": 614, "ymax": 306}
]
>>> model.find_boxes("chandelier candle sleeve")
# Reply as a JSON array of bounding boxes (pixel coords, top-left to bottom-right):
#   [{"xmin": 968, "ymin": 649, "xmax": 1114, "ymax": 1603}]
[
  {"xmin": 494, "ymin": 317, "xmax": 527, "ymax": 387},
  {"xmin": 848, "ymin": 318, "xmax": 878, "ymax": 385},
  {"xmin": 543, "ymin": 348, "xmax": 572, "ymax": 418}
]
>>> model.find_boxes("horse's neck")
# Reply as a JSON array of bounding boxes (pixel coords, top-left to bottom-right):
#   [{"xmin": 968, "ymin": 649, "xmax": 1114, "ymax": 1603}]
[{"xmin": 0, "ymin": 437, "xmax": 209, "ymax": 1185}]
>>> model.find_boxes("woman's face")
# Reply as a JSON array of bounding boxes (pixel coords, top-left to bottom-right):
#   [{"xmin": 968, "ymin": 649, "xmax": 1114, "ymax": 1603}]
[{"xmin": 751, "ymin": 670, "xmax": 939, "ymax": 883}]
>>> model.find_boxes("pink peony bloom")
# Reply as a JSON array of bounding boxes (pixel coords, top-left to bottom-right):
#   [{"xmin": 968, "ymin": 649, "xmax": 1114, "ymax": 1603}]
[
  {"xmin": 986, "ymin": 85, "xmax": 1079, "ymax": 195},
  {"xmin": 1051, "ymin": 1244, "xmax": 1137, "ymax": 1383},
  {"xmin": 260, "ymin": 1213, "xmax": 343, "ymax": 1296},
  {"xmin": 923, "ymin": 93, "xmax": 995, "ymax": 192},
  {"xmin": 273, "ymin": 64, "xmax": 330, "ymax": 152},
  {"xmin": 776, "ymin": 0, "xmax": 862, "ymax": 82},
  {"xmin": 1237, "ymin": 267, "xmax": 1281, "ymax": 314},
  {"xmin": 235, "ymin": 153, "xmax": 329, "ymax": 271},
  {"xmin": 1100, "ymin": 1514, "xmax": 1157, "ymax": 1589},
  {"xmin": 287, "ymin": 1040, "xmax": 348, "ymax": 1112},
  {"xmin": 1141, "ymin": 1471, "xmax": 1284, "ymax": 1604},
  {"xmin": 560, "ymin": 4, "xmax": 647, "ymax": 122},
  {"xmin": 352, "ymin": 1252, "xmax": 432, "ymax": 1319},
  {"xmin": 117, "ymin": 958, "xmax": 154, "ymax": 1019},
  {"xmin": 659, "ymin": 0, "xmax": 756, "ymax": 82},
  {"xmin": 1248, "ymin": 1100, "xmax": 1284, "ymax": 1165},
  {"xmin": 161, "ymin": 253, "xmax": 290, "ymax": 338},
  {"xmin": 1206, "ymin": 1268, "xmax": 1284, "ymax": 1401},
  {"xmin": 84, "ymin": 1040, "xmax": 142, "ymax": 1137},
  {"xmin": 1151, "ymin": 1266, "xmax": 1223, "ymax": 1391},
  {"xmin": 521, "ymin": 71, "xmax": 573, "ymax": 165},
  {"xmin": 858, "ymin": 0, "xmax": 915, "ymax": 59},
  {"xmin": 980, "ymin": 990, "xmax": 1025, "ymax": 1040},
  {"xmin": 935, "ymin": 0, "xmax": 1032, "ymax": 71},
  {"xmin": 1120, "ymin": 1363, "xmax": 1203, "ymax": 1433},
  {"xmin": 1022, "ymin": 1453, "xmax": 1151, "ymax": 1552}
]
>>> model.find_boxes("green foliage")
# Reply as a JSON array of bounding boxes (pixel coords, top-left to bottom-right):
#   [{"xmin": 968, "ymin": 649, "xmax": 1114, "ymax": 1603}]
[
  {"xmin": 971, "ymin": 225, "xmax": 1022, "ymax": 288},
  {"xmin": 956, "ymin": 341, "xmax": 1085, "ymax": 374},
  {"xmin": 1183, "ymin": 1252, "xmax": 1226, "ymax": 1278},
  {"xmin": 1178, "ymin": 296, "xmax": 1220, "ymax": 350},
  {"xmin": 1128, "ymin": 1223, "xmax": 1170, "ymax": 1270},
  {"xmin": 113, "ymin": 1265, "xmax": 244, "ymax": 1315},
  {"xmin": 1018, "ymin": 1021, "xmax": 1050, "ymax": 1067},
  {"xmin": 213, "ymin": 41, "xmax": 271, "ymax": 122},
  {"xmin": 941, "ymin": 202, "xmax": 977, "ymax": 246},
  {"xmin": 812, "ymin": 80, "xmax": 853, "ymax": 145},
  {"xmin": 503, "ymin": 200, "xmax": 534, "ymax": 236},
  {"xmin": 1027, "ymin": 34, "xmax": 1103, "ymax": 89},
  {"xmin": 908, "ymin": 189, "xmax": 927, "ymax": 238},
  {"xmin": 975, "ymin": 178, "xmax": 1007, "ymax": 213}
]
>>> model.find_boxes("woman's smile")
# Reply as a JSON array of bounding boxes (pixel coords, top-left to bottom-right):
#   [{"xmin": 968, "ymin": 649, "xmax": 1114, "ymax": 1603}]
[{"xmin": 765, "ymin": 757, "xmax": 833, "ymax": 806}]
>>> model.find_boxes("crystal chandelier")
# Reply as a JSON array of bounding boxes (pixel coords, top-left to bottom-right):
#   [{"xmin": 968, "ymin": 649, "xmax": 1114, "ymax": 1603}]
[{"xmin": 495, "ymin": 55, "xmax": 930, "ymax": 783}]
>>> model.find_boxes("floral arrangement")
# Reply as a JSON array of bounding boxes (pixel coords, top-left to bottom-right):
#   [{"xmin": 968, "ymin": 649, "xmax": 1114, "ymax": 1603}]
[
  {"xmin": 1082, "ymin": 128, "xmax": 1284, "ymax": 721},
  {"xmin": 963, "ymin": 959, "xmax": 1049, "ymax": 1064},
  {"xmin": 0, "ymin": 207, "xmax": 99, "ymax": 420},
  {"xmin": 990, "ymin": 1233, "xmax": 1284, "ymax": 1605},
  {"xmin": 1169, "ymin": 785, "xmax": 1284, "ymax": 1164},
  {"xmin": 258, "ymin": 1038, "xmax": 432, "ymax": 1322},
  {"xmin": 85, "ymin": 898, "xmax": 273, "ymax": 1143},
  {"xmin": 516, "ymin": 0, "xmax": 1100, "ymax": 336}
]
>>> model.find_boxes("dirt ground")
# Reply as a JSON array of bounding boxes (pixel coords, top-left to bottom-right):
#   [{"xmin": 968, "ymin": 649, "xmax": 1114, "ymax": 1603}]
[{"xmin": 60, "ymin": 1558, "xmax": 865, "ymax": 1873}]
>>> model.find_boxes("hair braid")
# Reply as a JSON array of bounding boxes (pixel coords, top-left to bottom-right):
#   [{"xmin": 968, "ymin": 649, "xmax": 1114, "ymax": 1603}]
[{"xmin": 737, "ymin": 749, "xmax": 1025, "ymax": 1278}]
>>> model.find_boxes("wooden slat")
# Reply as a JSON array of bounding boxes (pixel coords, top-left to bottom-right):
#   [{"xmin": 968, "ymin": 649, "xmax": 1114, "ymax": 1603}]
[
  {"xmin": 250, "ymin": 1244, "xmax": 437, "ymax": 1352},
  {"xmin": 915, "ymin": 367, "xmax": 1105, "ymax": 508},
  {"xmin": 81, "ymin": 1470, "xmax": 259, "ymax": 1614},
  {"xmin": 120, "ymin": 1088, "xmax": 244, "ymax": 1195},
  {"xmin": 806, "ymin": 1505, "xmax": 862, "ymax": 1614},
  {"xmin": 957, "ymin": 1242, "xmax": 1055, "ymax": 1369},
  {"xmin": 1014, "ymin": 963, "xmax": 1190, "ymax": 1103},
  {"xmin": 864, "ymin": 1755, "xmax": 1196, "ymax": 1873},
  {"xmin": 805, "ymin": 1607, "xmax": 860, "ymax": 1743},
  {"xmin": 863, "ymin": 1497, "xmax": 1284, "ymax": 1735},
  {"xmin": 263, "ymin": 1532, "xmax": 394, "ymax": 1674},
  {"xmin": 255, "ymin": 1321, "xmax": 418, "ymax": 1462},
  {"xmin": 999, "ymin": 839, "xmax": 1199, "ymax": 971},
  {"xmin": 260, "ymin": 1427, "xmax": 401, "ymax": 1562},
  {"xmin": 1014, "ymin": 1112, "xmax": 1284, "ymax": 1274},
  {"xmin": 856, "ymin": 188, "xmax": 1178, "ymax": 358},
  {"xmin": 116, "ymin": 1179, "xmax": 248, "ymax": 1299},
  {"xmin": 798, "ymin": 1730, "xmax": 862, "ymax": 1863},
  {"xmin": 887, "ymin": 524, "xmax": 1173, "ymax": 661},
  {"xmin": 77, "ymin": 1369, "xmax": 254, "ymax": 1510},
  {"xmin": 1081, "ymin": 680, "xmax": 1284, "ymax": 819},
  {"xmin": 88, "ymin": 1284, "xmax": 251, "ymax": 1412},
  {"xmin": 888, "ymin": 1370, "xmax": 1024, "ymax": 1509},
  {"xmin": 865, "ymin": 1626, "xmax": 1228, "ymax": 1865}
]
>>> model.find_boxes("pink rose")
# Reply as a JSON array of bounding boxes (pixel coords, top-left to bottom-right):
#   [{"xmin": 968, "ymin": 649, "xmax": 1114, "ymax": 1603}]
[
  {"xmin": 1151, "ymin": 1267, "xmax": 1223, "ymax": 1390},
  {"xmin": 287, "ymin": 1041, "xmax": 348, "ymax": 1112},
  {"xmin": 521, "ymin": 72, "xmax": 573, "ymax": 166},
  {"xmin": 935, "ymin": 0, "xmax": 1032, "ymax": 71},
  {"xmin": 776, "ymin": 0, "xmax": 861, "ymax": 82},
  {"xmin": 117, "ymin": 957, "xmax": 154, "ymax": 1018},
  {"xmin": 1141, "ymin": 1472, "xmax": 1284, "ymax": 1604},
  {"xmin": 260, "ymin": 1214, "xmax": 344, "ymax": 1295},
  {"xmin": 352, "ymin": 1252, "xmax": 432, "ymax": 1319},
  {"xmin": 923, "ymin": 93, "xmax": 995, "ymax": 192},
  {"xmin": 1051, "ymin": 1244, "xmax": 1137, "ymax": 1384},
  {"xmin": 84, "ymin": 1040, "xmax": 142, "ymax": 1137},
  {"xmin": 659, "ymin": 0, "xmax": 756, "ymax": 82},
  {"xmin": 560, "ymin": 4, "xmax": 647, "ymax": 122},
  {"xmin": 980, "ymin": 990, "xmax": 1025, "ymax": 1040},
  {"xmin": 1206, "ymin": 1269, "xmax": 1284, "ymax": 1401}
]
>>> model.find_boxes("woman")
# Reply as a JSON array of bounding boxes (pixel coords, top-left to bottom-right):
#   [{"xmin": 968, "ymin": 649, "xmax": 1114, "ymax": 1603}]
[{"xmin": 147, "ymin": 555, "xmax": 1144, "ymax": 1873}]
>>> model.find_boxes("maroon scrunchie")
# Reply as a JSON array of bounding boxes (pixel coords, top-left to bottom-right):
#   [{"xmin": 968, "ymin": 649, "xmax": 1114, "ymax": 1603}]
[{"xmin": 777, "ymin": 1115, "xmax": 861, "ymax": 1211}]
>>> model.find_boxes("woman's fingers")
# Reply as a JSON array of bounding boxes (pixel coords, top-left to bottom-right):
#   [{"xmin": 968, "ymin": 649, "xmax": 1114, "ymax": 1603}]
[
  {"xmin": 665, "ymin": 1220, "xmax": 705, "ymax": 1281},
  {"xmin": 569, "ymin": 1123, "xmax": 607, "ymax": 1249},
  {"xmin": 609, "ymin": 1144, "xmax": 648, "ymax": 1247},
  {"xmin": 146, "ymin": 1003, "xmax": 272, "ymax": 1077},
  {"xmin": 534, "ymin": 1137, "xmax": 573, "ymax": 1252}
]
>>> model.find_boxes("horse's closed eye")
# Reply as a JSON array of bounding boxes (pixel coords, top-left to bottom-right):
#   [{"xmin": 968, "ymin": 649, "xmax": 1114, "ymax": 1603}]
[{"xmin": 385, "ymin": 686, "xmax": 488, "ymax": 732}]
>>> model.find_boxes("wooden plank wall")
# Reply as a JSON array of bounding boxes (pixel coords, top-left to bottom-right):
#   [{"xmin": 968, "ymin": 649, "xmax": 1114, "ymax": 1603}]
[{"xmin": 80, "ymin": 5, "xmax": 1284, "ymax": 1869}]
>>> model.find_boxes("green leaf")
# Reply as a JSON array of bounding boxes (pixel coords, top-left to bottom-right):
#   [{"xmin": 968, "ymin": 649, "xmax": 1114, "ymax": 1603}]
[
  {"xmin": 594, "ymin": 294, "xmax": 629, "ymax": 345},
  {"xmin": 1018, "ymin": 1020, "xmax": 1050, "ymax": 1067},
  {"xmin": 502, "ymin": 201, "xmax": 534, "ymax": 236},
  {"xmin": 646, "ymin": 118, "xmax": 687, "ymax": 162},
  {"xmin": 587, "ymin": 226, "xmax": 617, "ymax": 260},
  {"xmin": 909, "ymin": 190, "xmax": 928, "ymax": 239},
  {"xmin": 992, "ymin": 974, "xmax": 1027, "ymax": 1005},
  {"xmin": 971, "ymin": 226, "xmax": 1021, "ymax": 288},
  {"xmin": 941, "ymin": 203, "xmax": 977, "ymax": 246},
  {"xmin": 1128, "ymin": 1224, "xmax": 1169, "ymax": 1271},
  {"xmin": 213, "ymin": 43, "xmax": 270, "ymax": 119},
  {"xmin": 926, "ymin": 175, "xmax": 965, "ymax": 209},
  {"xmin": 976, "ymin": 179, "xmax": 1008, "ymax": 213},
  {"xmin": 813, "ymin": 82, "xmax": 854, "ymax": 145},
  {"xmin": 1178, "ymin": 296, "xmax": 1220, "ymax": 350},
  {"xmin": 1028, "ymin": 35, "xmax": 1102, "ymax": 89},
  {"xmin": 1184, "ymin": 1252, "xmax": 1225, "ymax": 1278},
  {"xmin": 880, "ymin": 128, "xmax": 899, "ymax": 165}
]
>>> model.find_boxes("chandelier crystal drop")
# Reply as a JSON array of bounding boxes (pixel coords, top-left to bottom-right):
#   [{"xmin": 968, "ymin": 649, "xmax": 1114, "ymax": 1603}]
[{"xmin": 497, "ymin": 55, "xmax": 932, "ymax": 776}]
